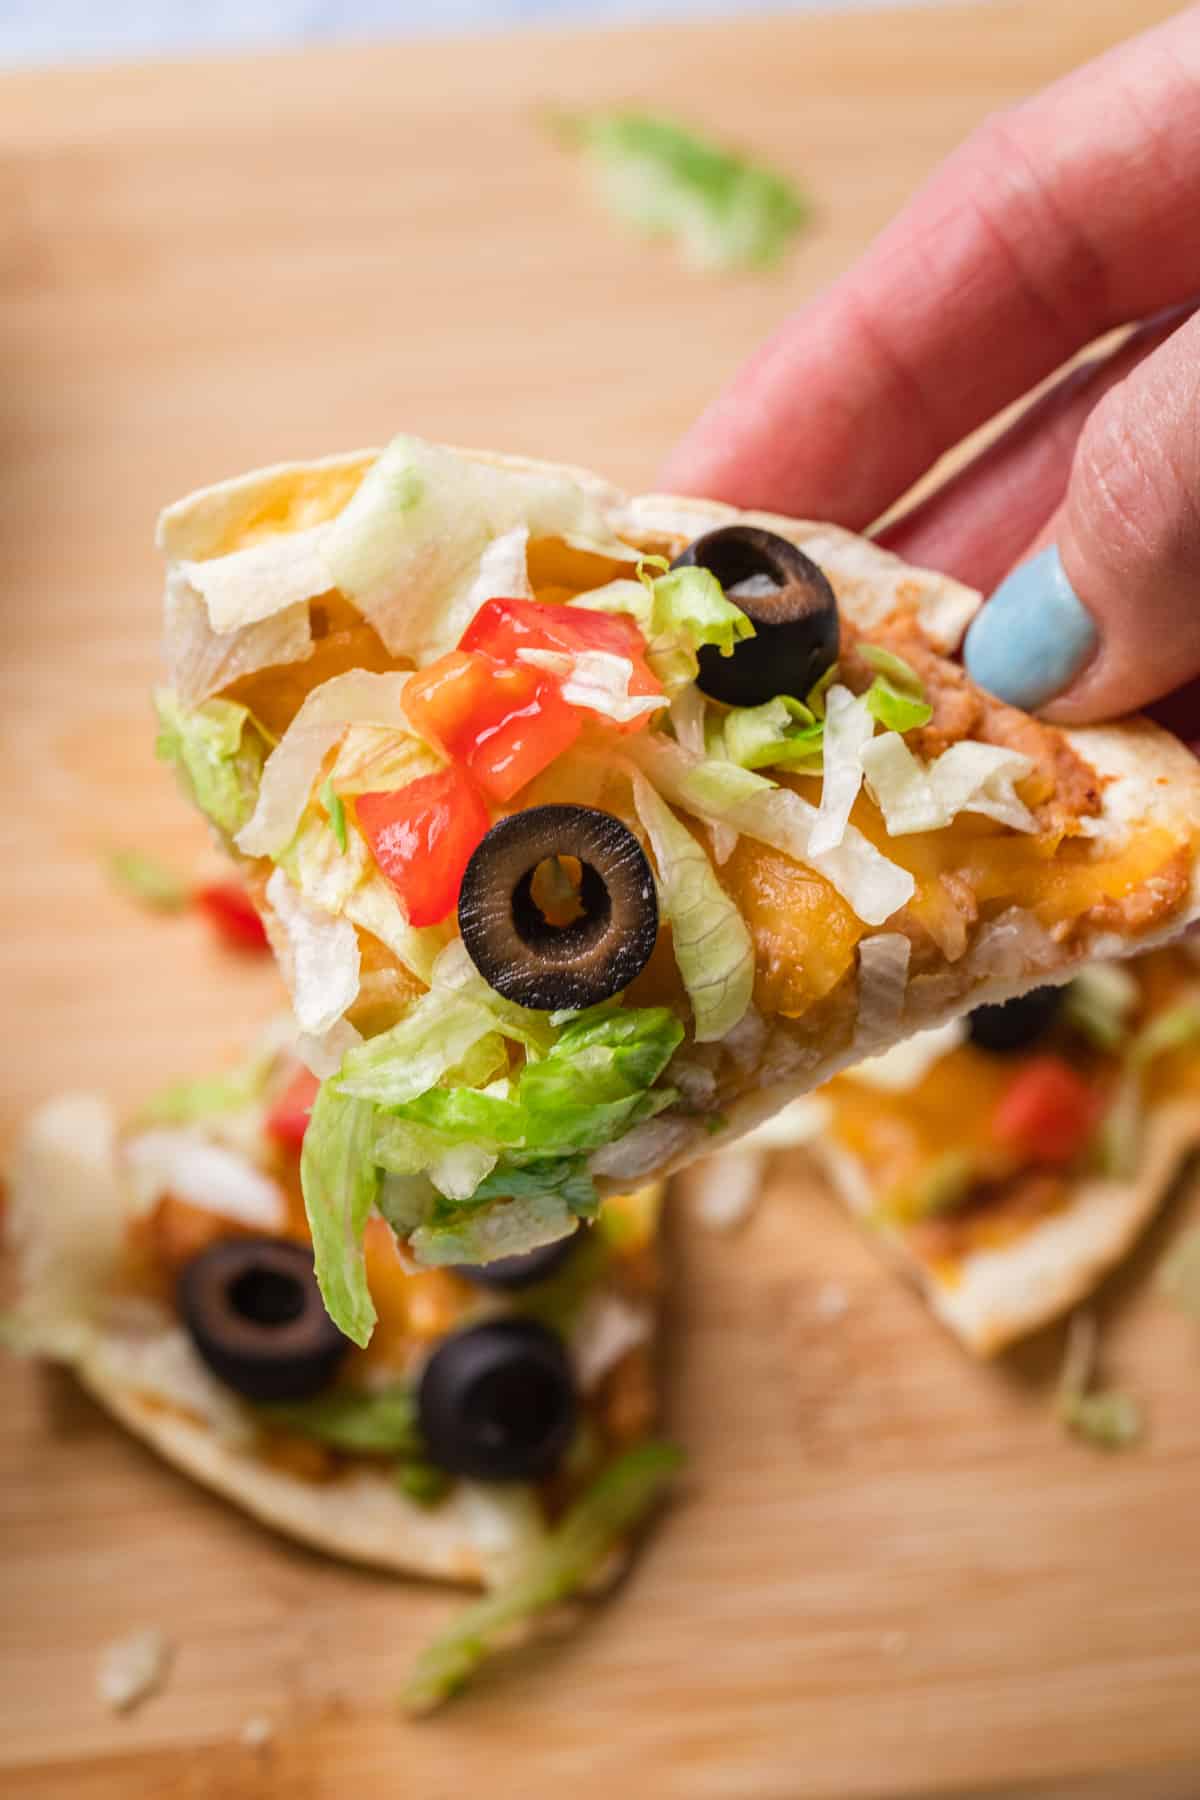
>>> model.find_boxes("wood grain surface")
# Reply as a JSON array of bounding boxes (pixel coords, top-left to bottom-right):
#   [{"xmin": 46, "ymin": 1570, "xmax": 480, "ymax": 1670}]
[{"xmin": 2, "ymin": 3, "xmax": 1198, "ymax": 1795}]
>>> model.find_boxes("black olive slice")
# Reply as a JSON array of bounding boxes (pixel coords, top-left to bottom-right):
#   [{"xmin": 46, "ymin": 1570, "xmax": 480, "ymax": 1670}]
[
  {"xmin": 458, "ymin": 804, "xmax": 657, "ymax": 1011},
  {"xmin": 453, "ymin": 1234, "xmax": 577, "ymax": 1292},
  {"xmin": 178, "ymin": 1238, "xmax": 350, "ymax": 1404},
  {"xmin": 417, "ymin": 1318, "xmax": 577, "ymax": 1482},
  {"xmin": 672, "ymin": 524, "xmax": 840, "ymax": 707},
  {"xmin": 967, "ymin": 984, "xmax": 1065, "ymax": 1054}
]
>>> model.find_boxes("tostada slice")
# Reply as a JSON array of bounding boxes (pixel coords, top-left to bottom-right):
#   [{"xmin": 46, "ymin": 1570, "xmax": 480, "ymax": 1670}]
[
  {"xmin": 153, "ymin": 434, "xmax": 1200, "ymax": 1341},
  {"xmin": 2, "ymin": 1031, "xmax": 677, "ymax": 1710},
  {"xmin": 809, "ymin": 947, "xmax": 1200, "ymax": 1354}
]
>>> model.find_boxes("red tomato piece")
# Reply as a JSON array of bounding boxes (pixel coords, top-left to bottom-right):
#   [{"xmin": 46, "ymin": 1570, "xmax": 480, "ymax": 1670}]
[
  {"xmin": 990, "ymin": 1056, "xmax": 1101, "ymax": 1167},
  {"xmin": 193, "ymin": 881, "xmax": 270, "ymax": 952},
  {"xmin": 404, "ymin": 649, "xmax": 582, "ymax": 802},
  {"xmin": 465, "ymin": 680, "xmax": 581, "ymax": 800},
  {"xmin": 357, "ymin": 767, "xmax": 490, "ymax": 926},
  {"xmin": 266, "ymin": 1066, "xmax": 321, "ymax": 1154},
  {"xmin": 461, "ymin": 598, "xmax": 662, "ymax": 734}
]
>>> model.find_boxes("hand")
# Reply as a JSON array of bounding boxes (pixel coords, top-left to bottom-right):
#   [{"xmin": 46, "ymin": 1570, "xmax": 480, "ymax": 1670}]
[{"xmin": 659, "ymin": 8, "xmax": 1200, "ymax": 730}]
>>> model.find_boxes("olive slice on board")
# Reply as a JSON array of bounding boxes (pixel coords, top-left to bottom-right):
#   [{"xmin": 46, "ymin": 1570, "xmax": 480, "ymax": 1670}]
[
  {"xmin": 178, "ymin": 1238, "xmax": 350, "ymax": 1404},
  {"xmin": 968, "ymin": 984, "xmax": 1065, "ymax": 1054},
  {"xmin": 672, "ymin": 524, "xmax": 840, "ymax": 707},
  {"xmin": 458, "ymin": 804, "xmax": 657, "ymax": 1011},
  {"xmin": 417, "ymin": 1318, "xmax": 578, "ymax": 1482},
  {"xmin": 453, "ymin": 1235, "xmax": 577, "ymax": 1292}
]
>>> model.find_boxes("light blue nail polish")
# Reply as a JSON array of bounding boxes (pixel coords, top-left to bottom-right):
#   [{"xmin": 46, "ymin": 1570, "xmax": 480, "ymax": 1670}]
[{"xmin": 964, "ymin": 545, "xmax": 1098, "ymax": 711}]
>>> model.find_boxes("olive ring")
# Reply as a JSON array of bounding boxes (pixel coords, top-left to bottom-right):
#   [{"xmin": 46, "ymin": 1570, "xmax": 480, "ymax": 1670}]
[
  {"xmin": 457, "ymin": 804, "xmax": 658, "ymax": 1012},
  {"xmin": 671, "ymin": 523, "xmax": 840, "ymax": 708}
]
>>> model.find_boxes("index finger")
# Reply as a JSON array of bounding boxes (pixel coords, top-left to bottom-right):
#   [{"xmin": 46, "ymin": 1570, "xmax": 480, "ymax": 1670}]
[{"xmin": 659, "ymin": 5, "xmax": 1200, "ymax": 527}]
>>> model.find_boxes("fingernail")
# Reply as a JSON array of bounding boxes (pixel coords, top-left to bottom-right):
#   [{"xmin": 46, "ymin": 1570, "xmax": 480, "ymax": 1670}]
[{"xmin": 964, "ymin": 545, "xmax": 1098, "ymax": 710}]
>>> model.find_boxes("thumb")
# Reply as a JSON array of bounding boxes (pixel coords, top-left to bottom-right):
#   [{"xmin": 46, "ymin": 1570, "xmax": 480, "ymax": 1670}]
[{"xmin": 964, "ymin": 308, "xmax": 1200, "ymax": 724}]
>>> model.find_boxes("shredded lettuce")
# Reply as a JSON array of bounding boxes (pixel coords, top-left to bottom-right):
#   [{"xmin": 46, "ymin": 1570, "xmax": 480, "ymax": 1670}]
[
  {"xmin": 411, "ymin": 1186, "xmax": 581, "ymax": 1268},
  {"xmin": 809, "ymin": 685, "xmax": 876, "ymax": 856},
  {"xmin": 179, "ymin": 526, "xmax": 333, "ymax": 634},
  {"xmin": 154, "ymin": 689, "xmax": 269, "ymax": 839},
  {"xmin": 260, "ymin": 1382, "xmax": 420, "ymax": 1454},
  {"xmin": 378, "ymin": 1009, "xmax": 683, "ymax": 1158},
  {"xmin": 1056, "ymin": 1312, "xmax": 1142, "ymax": 1451},
  {"xmin": 307, "ymin": 999, "xmax": 680, "ymax": 1323},
  {"xmin": 887, "ymin": 1148, "xmax": 977, "ymax": 1225},
  {"xmin": 625, "ymin": 731, "xmax": 913, "ymax": 927},
  {"xmin": 136, "ymin": 1051, "xmax": 276, "ymax": 1127},
  {"xmin": 329, "ymin": 723, "xmax": 443, "ymax": 796},
  {"xmin": 107, "ymin": 848, "xmax": 190, "ymax": 913},
  {"xmin": 718, "ymin": 695, "xmax": 824, "ymax": 770},
  {"xmin": 574, "ymin": 563, "xmax": 752, "ymax": 695},
  {"xmin": 300, "ymin": 1084, "xmax": 381, "ymax": 1347},
  {"xmin": 1159, "ymin": 1226, "xmax": 1200, "ymax": 1322},
  {"xmin": 320, "ymin": 778, "xmax": 348, "ymax": 853},
  {"xmin": 264, "ymin": 866, "xmax": 361, "ymax": 1038},
  {"xmin": 547, "ymin": 105, "xmax": 808, "ymax": 272},
  {"xmin": 1097, "ymin": 996, "xmax": 1200, "ymax": 1176},
  {"xmin": 861, "ymin": 734, "xmax": 1037, "ymax": 836},
  {"xmin": 322, "ymin": 436, "xmax": 633, "ymax": 663},
  {"xmin": 402, "ymin": 1441, "xmax": 683, "ymax": 1713},
  {"xmin": 1131, "ymin": 1000, "xmax": 1200, "ymax": 1069},
  {"xmin": 1064, "ymin": 963, "xmax": 1139, "ymax": 1053},
  {"xmin": 237, "ymin": 669, "xmax": 417, "ymax": 860},
  {"xmin": 631, "ymin": 771, "xmax": 752, "ymax": 1041},
  {"xmin": 858, "ymin": 644, "xmax": 933, "ymax": 734}
]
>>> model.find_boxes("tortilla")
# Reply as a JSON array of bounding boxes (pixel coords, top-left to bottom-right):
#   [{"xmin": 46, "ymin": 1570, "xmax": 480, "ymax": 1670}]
[
  {"xmin": 154, "ymin": 436, "xmax": 1200, "ymax": 1291},
  {"xmin": 4, "ymin": 1084, "xmax": 663, "ymax": 1589},
  {"xmin": 804, "ymin": 951, "xmax": 1200, "ymax": 1355},
  {"xmin": 816, "ymin": 1105, "xmax": 1199, "ymax": 1357}
]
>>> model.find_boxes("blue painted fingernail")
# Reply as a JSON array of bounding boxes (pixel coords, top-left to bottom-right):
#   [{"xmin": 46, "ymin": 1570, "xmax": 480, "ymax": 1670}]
[{"xmin": 964, "ymin": 545, "xmax": 1098, "ymax": 710}]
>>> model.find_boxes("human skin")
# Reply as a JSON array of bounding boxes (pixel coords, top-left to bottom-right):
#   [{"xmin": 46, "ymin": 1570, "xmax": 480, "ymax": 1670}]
[{"xmin": 659, "ymin": 7, "xmax": 1200, "ymax": 731}]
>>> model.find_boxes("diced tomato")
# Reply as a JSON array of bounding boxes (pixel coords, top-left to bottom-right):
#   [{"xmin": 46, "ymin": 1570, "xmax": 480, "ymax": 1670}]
[
  {"xmin": 357, "ymin": 767, "xmax": 490, "ymax": 926},
  {"xmin": 193, "ymin": 881, "xmax": 270, "ymax": 952},
  {"xmin": 404, "ymin": 649, "xmax": 581, "ymax": 802},
  {"xmin": 266, "ymin": 1066, "xmax": 321, "ymax": 1154},
  {"xmin": 460, "ymin": 597, "xmax": 662, "ymax": 734},
  {"xmin": 989, "ymin": 1056, "xmax": 1101, "ymax": 1167}
]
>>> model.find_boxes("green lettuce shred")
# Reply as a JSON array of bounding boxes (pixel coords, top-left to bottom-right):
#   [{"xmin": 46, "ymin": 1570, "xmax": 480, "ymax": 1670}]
[
  {"xmin": 107, "ymin": 848, "xmax": 190, "ymax": 913},
  {"xmin": 1063, "ymin": 963, "xmax": 1138, "ymax": 1053},
  {"xmin": 1056, "ymin": 1312, "xmax": 1142, "ymax": 1451},
  {"xmin": 136, "ymin": 1050, "xmax": 276, "ymax": 1126},
  {"xmin": 548, "ymin": 107, "xmax": 808, "ymax": 272},
  {"xmin": 300, "ymin": 1084, "xmax": 381, "ymax": 1348},
  {"xmin": 1095, "ymin": 996, "xmax": 1200, "ymax": 1176},
  {"xmin": 402, "ymin": 1442, "xmax": 684, "ymax": 1713},
  {"xmin": 154, "ymin": 688, "xmax": 270, "ymax": 838},
  {"xmin": 1159, "ymin": 1226, "xmax": 1200, "ymax": 1322},
  {"xmin": 858, "ymin": 644, "xmax": 933, "ymax": 734},
  {"xmin": 630, "ymin": 773, "xmax": 753, "ymax": 1042},
  {"xmin": 320, "ymin": 777, "xmax": 348, "ymax": 854},
  {"xmin": 719, "ymin": 695, "xmax": 824, "ymax": 770},
  {"xmin": 304, "ymin": 1006, "xmax": 682, "ymax": 1334},
  {"xmin": 574, "ymin": 564, "xmax": 752, "ymax": 694},
  {"xmin": 260, "ymin": 1383, "xmax": 420, "ymax": 1455}
]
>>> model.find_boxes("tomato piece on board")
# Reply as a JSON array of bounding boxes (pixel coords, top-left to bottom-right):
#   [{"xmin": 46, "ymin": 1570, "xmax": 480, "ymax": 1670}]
[
  {"xmin": 193, "ymin": 882, "xmax": 270, "ymax": 952},
  {"xmin": 265, "ymin": 1066, "xmax": 321, "ymax": 1154},
  {"xmin": 404, "ymin": 649, "xmax": 581, "ymax": 801},
  {"xmin": 989, "ymin": 1056, "xmax": 1100, "ymax": 1166},
  {"xmin": 357, "ymin": 767, "xmax": 491, "ymax": 926}
]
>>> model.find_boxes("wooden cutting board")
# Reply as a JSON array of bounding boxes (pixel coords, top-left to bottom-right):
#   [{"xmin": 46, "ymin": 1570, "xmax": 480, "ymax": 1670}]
[{"xmin": 3, "ymin": 3, "xmax": 1199, "ymax": 1794}]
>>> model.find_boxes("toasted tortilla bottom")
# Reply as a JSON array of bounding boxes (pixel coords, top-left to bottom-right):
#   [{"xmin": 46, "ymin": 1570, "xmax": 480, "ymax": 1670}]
[
  {"xmin": 5, "ymin": 1095, "xmax": 656, "ymax": 1589},
  {"xmin": 813, "ymin": 1101, "xmax": 1200, "ymax": 1357},
  {"xmin": 159, "ymin": 446, "xmax": 1200, "ymax": 1209},
  {"xmin": 78, "ymin": 1361, "xmax": 522, "ymax": 1583}
]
